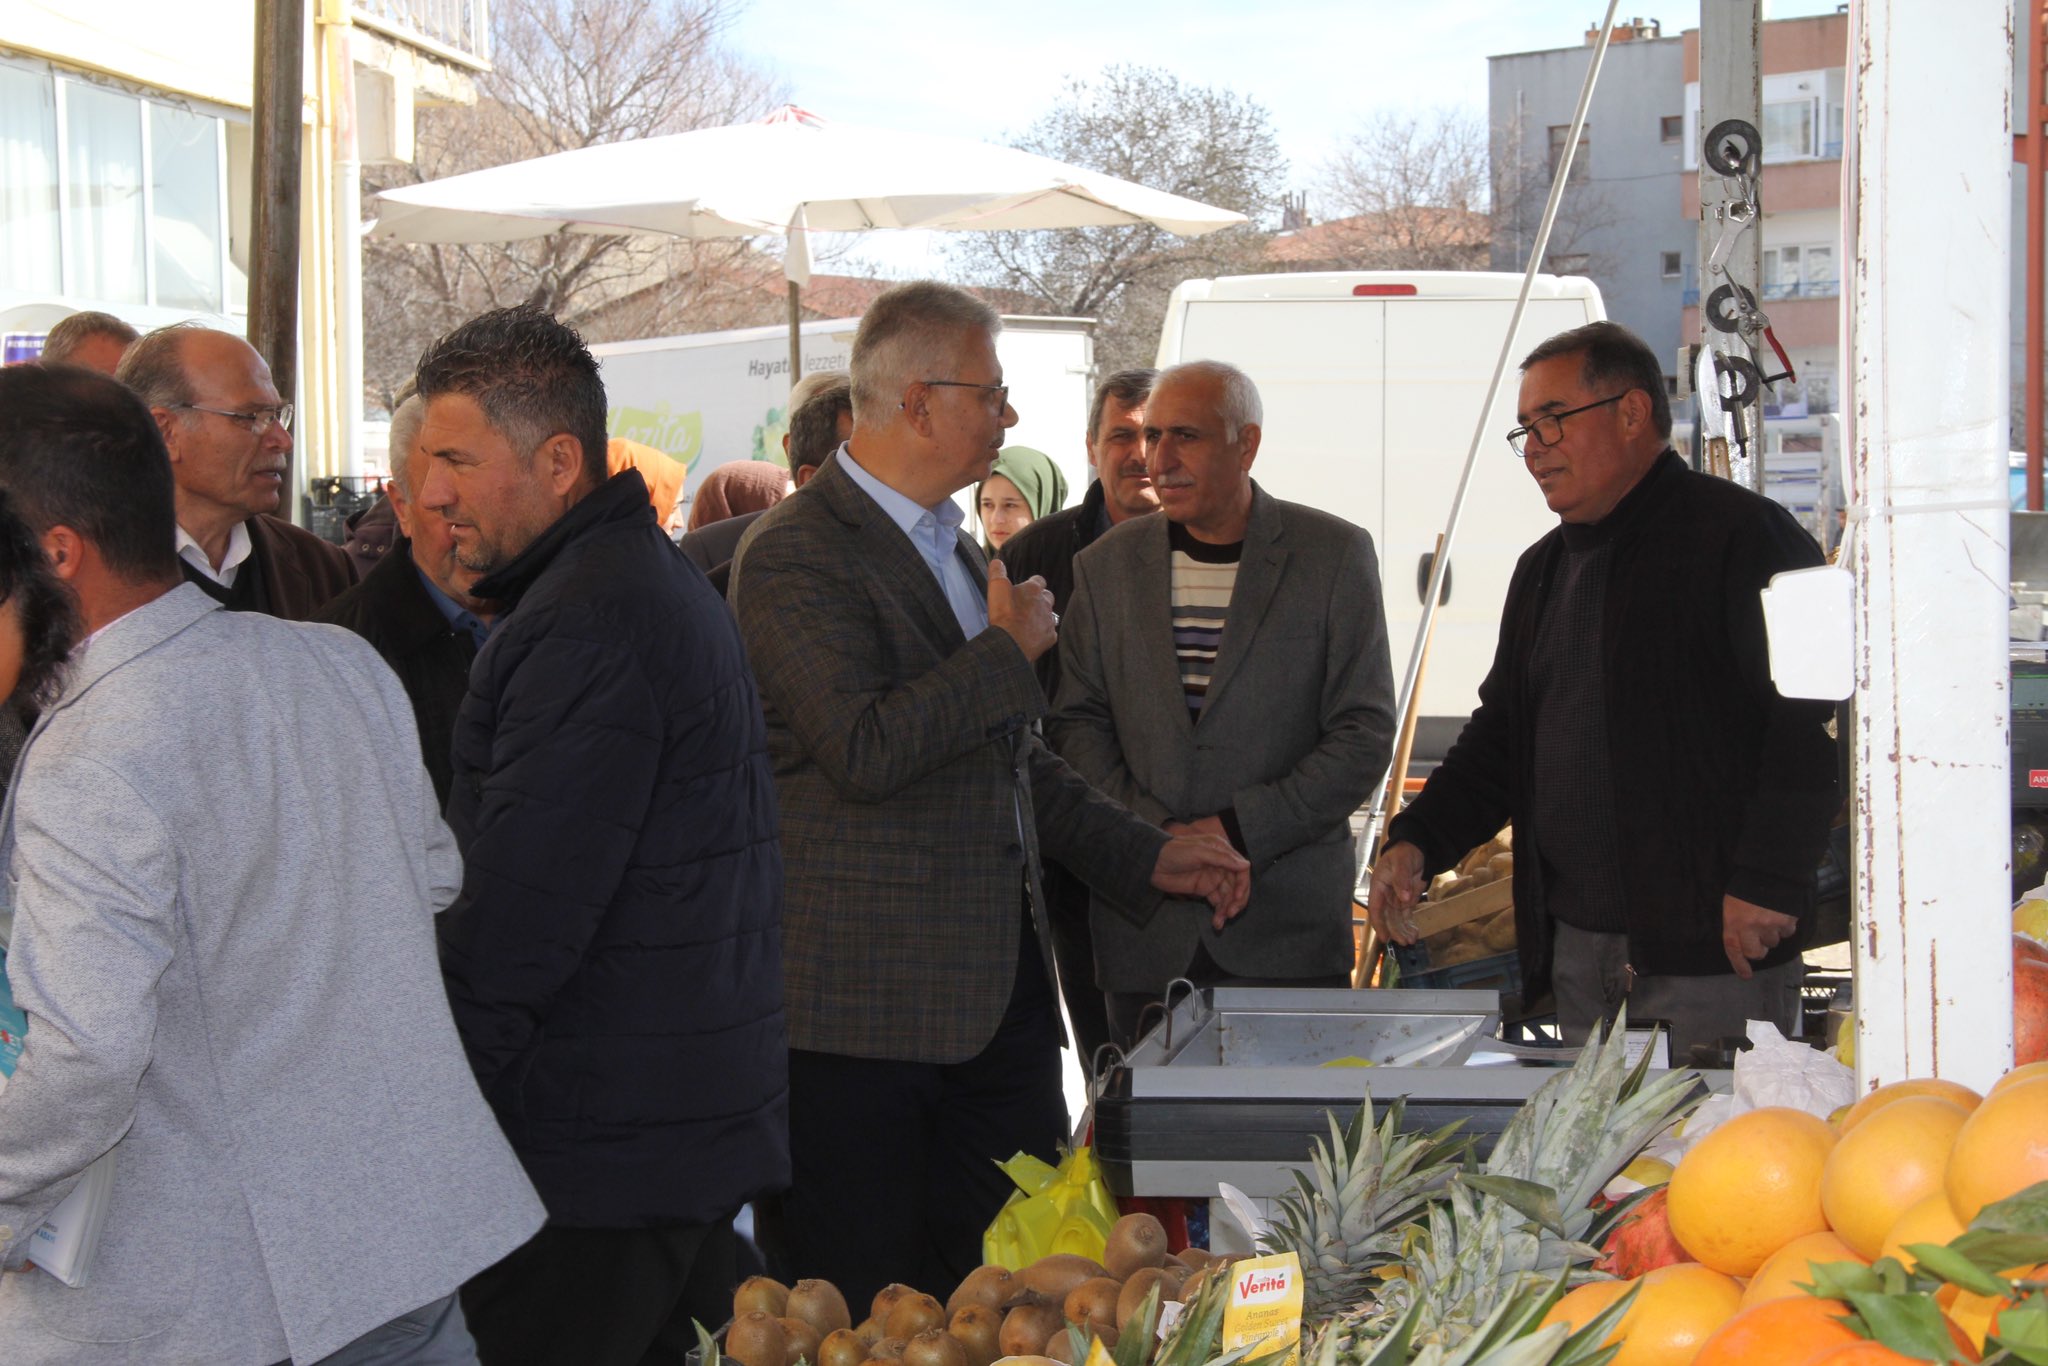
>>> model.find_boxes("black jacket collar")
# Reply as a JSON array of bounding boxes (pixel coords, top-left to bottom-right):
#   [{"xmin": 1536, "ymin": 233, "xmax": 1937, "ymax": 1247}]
[
  {"xmin": 473, "ymin": 469, "xmax": 653, "ymax": 609},
  {"xmin": 1557, "ymin": 448, "xmax": 1684, "ymax": 553}
]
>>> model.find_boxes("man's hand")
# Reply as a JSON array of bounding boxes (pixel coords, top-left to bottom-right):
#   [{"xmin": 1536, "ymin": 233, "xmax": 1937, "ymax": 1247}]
[
  {"xmin": 988, "ymin": 558, "xmax": 1057, "ymax": 662},
  {"xmin": 1723, "ymin": 894, "xmax": 1799, "ymax": 979},
  {"xmin": 1164, "ymin": 814, "xmax": 1230, "ymax": 844},
  {"xmin": 1366, "ymin": 841, "xmax": 1428, "ymax": 946},
  {"xmin": 1151, "ymin": 834, "xmax": 1252, "ymax": 930}
]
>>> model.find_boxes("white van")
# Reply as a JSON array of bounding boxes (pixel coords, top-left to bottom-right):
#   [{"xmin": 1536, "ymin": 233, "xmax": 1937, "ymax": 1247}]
[{"xmin": 1155, "ymin": 271, "xmax": 1607, "ymax": 758}]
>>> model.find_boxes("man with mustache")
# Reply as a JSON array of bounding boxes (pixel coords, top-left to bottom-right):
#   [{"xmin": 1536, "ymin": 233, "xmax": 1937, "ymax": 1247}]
[
  {"xmin": 116, "ymin": 325, "xmax": 355, "ymax": 620},
  {"xmin": 1050, "ymin": 359, "xmax": 1396, "ymax": 1047},
  {"xmin": 996, "ymin": 367, "xmax": 1159, "ymax": 1064}
]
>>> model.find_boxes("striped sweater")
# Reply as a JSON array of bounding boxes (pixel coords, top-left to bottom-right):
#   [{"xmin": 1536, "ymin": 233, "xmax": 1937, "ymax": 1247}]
[{"xmin": 1168, "ymin": 519, "xmax": 1243, "ymax": 720}]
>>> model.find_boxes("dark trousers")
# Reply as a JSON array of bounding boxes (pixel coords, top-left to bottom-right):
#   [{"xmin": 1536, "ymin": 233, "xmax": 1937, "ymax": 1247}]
[
  {"xmin": 1042, "ymin": 861, "xmax": 1115, "ymax": 1074},
  {"xmin": 783, "ymin": 919, "xmax": 1066, "ymax": 1313},
  {"xmin": 461, "ymin": 1219, "xmax": 736, "ymax": 1366}
]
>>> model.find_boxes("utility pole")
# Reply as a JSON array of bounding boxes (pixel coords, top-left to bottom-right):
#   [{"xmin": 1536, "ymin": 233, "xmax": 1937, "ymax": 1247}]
[
  {"xmin": 250, "ymin": 0, "xmax": 304, "ymax": 402},
  {"xmin": 1697, "ymin": 0, "xmax": 1765, "ymax": 492}
]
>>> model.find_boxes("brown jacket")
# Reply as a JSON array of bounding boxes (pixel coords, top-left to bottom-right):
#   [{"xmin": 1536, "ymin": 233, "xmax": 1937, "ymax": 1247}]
[
  {"xmin": 730, "ymin": 453, "xmax": 1166, "ymax": 1063},
  {"xmin": 248, "ymin": 514, "xmax": 358, "ymax": 621}
]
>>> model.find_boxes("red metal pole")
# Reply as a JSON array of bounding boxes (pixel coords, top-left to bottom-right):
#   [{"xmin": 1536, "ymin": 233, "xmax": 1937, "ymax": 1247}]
[{"xmin": 2029, "ymin": 0, "xmax": 2045, "ymax": 510}]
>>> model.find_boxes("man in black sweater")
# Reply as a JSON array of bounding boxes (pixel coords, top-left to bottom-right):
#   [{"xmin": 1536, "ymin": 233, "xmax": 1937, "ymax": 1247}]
[{"xmin": 1368, "ymin": 322, "xmax": 1838, "ymax": 1059}]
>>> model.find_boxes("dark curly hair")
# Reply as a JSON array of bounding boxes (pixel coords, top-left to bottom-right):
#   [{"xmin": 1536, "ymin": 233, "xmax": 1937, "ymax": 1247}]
[
  {"xmin": 413, "ymin": 303, "xmax": 610, "ymax": 486},
  {"xmin": 0, "ymin": 490, "xmax": 78, "ymax": 708}
]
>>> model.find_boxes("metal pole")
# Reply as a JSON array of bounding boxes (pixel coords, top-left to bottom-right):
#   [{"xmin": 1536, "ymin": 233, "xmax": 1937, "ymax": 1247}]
[
  {"xmin": 1699, "ymin": 0, "xmax": 1765, "ymax": 493},
  {"xmin": 2029, "ymin": 0, "xmax": 2045, "ymax": 511},
  {"xmin": 1354, "ymin": 0, "xmax": 1622, "ymax": 879},
  {"xmin": 787, "ymin": 279, "xmax": 802, "ymax": 391},
  {"xmin": 325, "ymin": 0, "xmax": 363, "ymax": 479},
  {"xmin": 250, "ymin": 0, "xmax": 305, "ymax": 399},
  {"xmin": 1847, "ymin": 0, "xmax": 2015, "ymax": 1091}
]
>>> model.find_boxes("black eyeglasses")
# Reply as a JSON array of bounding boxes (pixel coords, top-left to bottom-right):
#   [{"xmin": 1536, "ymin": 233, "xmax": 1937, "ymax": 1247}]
[
  {"xmin": 169, "ymin": 402, "xmax": 294, "ymax": 436},
  {"xmin": 1506, "ymin": 392, "xmax": 1628, "ymax": 457},
  {"xmin": 920, "ymin": 379, "xmax": 1010, "ymax": 409}
]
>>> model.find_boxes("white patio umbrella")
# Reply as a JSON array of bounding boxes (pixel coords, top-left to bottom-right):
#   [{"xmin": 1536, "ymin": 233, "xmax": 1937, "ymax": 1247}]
[{"xmin": 369, "ymin": 105, "xmax": 1248, "ymax": 378}]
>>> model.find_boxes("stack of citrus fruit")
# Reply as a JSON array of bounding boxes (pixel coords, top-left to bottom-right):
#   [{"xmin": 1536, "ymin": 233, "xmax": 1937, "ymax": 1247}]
[{"xmin": 1564, "ymin": 1062, "xmax": 2048, "ymax": 1365}]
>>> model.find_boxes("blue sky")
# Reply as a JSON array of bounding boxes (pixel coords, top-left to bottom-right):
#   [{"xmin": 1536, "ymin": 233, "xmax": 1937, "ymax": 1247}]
[{"xmin": 723, "ymin": 0, "xmax": 1843, "ymax": 275}]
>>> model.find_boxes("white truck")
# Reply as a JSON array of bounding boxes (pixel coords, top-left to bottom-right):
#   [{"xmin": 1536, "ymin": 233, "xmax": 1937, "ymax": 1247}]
[
  {"xmin": 590, "ymin": 315, "xmax": 1097, "ymax": 522},
  {"xmin": 1155, "ymin": 271, "xmax": 1608, "ymax": 758}
]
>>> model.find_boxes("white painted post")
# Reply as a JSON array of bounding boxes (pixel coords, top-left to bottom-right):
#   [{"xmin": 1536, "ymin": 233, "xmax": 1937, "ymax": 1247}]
[{"xmin": 1846, "ymin": 0, "xmax": 2016, "ymax": 1090}]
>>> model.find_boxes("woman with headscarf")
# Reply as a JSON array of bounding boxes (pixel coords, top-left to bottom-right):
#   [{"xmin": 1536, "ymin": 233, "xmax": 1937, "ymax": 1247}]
[
  {"xmin": 977, "ymin": 446, "xmax": 1067, "ymax": 554},
  {"xmin": 686, "ymin": 460, "xmax": 793, "ymax": 532}
]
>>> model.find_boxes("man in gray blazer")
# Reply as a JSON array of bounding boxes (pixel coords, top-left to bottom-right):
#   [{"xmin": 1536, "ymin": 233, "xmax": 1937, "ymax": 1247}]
[
  {"xmin": 1050, "ymin": 360, "xmax": 1397, "ymax": 1045},
  {"xmin": 0, "ymin": 365, "xmax": 543, "ymax": 1365}
]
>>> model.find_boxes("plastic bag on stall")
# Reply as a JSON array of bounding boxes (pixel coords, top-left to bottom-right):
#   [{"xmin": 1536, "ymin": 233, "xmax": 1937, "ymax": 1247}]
[
  {"xmin": 1669, "ymin": 1018, "xmax": 1853, "ymax": 1151},
  {"xmin": 982, "ymin": 1147, "xmax": 1119, "ymax": 1268}
]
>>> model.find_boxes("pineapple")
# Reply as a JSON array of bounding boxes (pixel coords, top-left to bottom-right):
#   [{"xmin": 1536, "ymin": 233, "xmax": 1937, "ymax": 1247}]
[
  {"xmin": 1378, "ymin": 1008, "xmax": 1701, "ymax": 1350},
  {"xmin": 1308, "ymin": 1271, "xmax": 1637, "ymax": 1366},
  {"xmin": 1260, "ymin": 1095, "xmax": 1471, "ymax": 1320}
]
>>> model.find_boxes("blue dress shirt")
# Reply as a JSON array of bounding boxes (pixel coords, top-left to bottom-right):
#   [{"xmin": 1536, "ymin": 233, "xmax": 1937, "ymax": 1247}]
[
  {"xmin": 415, "ymin": 564, "xmax": 492, "ymax": 651},
  {"xmin": 837, "ymin": 444, "xmax": 989, "ymax": 641}
]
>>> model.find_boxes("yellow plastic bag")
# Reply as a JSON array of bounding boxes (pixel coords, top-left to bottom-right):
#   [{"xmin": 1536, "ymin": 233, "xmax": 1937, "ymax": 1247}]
[{"xmin": 982, "ymin": 1146, "xmax": 1120, "ymax": 1268}]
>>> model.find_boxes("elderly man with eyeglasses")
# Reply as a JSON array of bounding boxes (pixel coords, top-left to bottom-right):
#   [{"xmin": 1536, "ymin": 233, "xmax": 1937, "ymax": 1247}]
[
  {"xmin": 116, "ymin": 324, "xmax": 355, "ymax": 619},
  {"xmin": 1367, "ymin": 320, "xmax": 1838, "ymax": 1062}
]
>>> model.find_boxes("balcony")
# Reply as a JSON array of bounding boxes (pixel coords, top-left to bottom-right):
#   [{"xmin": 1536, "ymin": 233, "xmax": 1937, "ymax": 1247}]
[{"xmin": 352, "ymin": 0, "xmax": 490, "ymax": 67}]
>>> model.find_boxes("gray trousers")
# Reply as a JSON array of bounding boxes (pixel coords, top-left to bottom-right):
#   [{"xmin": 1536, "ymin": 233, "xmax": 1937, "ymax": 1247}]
[
  {"xmin": 296, "ymin": 1293, "xmax": 477, "ymax": 1366},
  {"xmin": 1549, "ymin": 920, "xmax": 1804, "ymax": 1063}
]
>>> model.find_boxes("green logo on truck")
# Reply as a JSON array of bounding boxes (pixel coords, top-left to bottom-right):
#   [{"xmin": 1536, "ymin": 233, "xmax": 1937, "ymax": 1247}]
[{"xmin": 608, "ymin": 406, "xmax": 702, "ymax": 468}]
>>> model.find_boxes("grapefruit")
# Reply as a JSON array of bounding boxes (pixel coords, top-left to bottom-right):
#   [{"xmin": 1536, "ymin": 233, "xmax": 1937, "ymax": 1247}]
[
  {"xmin": 1946, "ymin": 1076, "xmax": 2048, "ymax": 1224},
  {"xmin": 1606, "ymin": 1262, "xmax": 1743, "ymax": 1366},
  {"xmin": 1668, "ymin": 1107, "xmax": 1837, "ymax": 1276},
  {"xmin": 1820, "ymin": 1096, "xmax": 1971, "ymax": 1258},
  {"xmin": 1878, "ymin": 1192, "xmax": 1965, "ymax": 1270},
  {"xmin": 1837, "ymin": 1079, "xmax": 1983, "ymax": 1133},
  {"xmin": 1539, "ymin": 1277, "xmax": 1629, "ymax": 1335},
  {"xmin": 1693, "ymin": 1296, "xmax": 1858, "ymax": 1366},
  {"xmin": 1989, "ymin": 1060, "xmax": 2048, "ymax": 1096},
  {"xmin": 1739, "ymin": 1231, "xmax": 1868, "ymax": 1308}
]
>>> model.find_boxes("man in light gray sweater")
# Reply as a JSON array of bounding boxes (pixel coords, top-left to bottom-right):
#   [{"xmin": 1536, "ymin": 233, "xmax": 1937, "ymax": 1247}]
[{"xmin": 0, "ymin": 364, "xmax": 543, "ymax": 1364}]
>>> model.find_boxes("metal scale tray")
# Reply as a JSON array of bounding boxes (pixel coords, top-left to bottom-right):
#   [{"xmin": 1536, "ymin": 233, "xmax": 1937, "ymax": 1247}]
[{"xmin": 1092, "ymin": 986, "xmax": 1704, "ymax": 1200}]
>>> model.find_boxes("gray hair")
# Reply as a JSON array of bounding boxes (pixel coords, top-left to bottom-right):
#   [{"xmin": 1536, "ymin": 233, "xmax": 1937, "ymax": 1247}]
[
  {"xmin": 788, "ymin": 368, "xmax": 848, "ymax": 414},
  {"xmin": 386, "ymin": 395, "xmax": 427, "ymax": 493},
  {"xmin": 788, "ymin": 378, "xmax": 853, "ymax": 473},
  {"xmin": 1158, "ymin": 359, "xmax": 1263, "ymax": 443},
  {"xmin": 850, "ymin": 282, "xmax": 1001, "ymax": 419},
  {"xmin": 41, "ymin": 310, "xmax": 138, "ymax": 367},
  {"xmin": 113, "ymin": 319, "xmax": 218, "ymax": 409}
]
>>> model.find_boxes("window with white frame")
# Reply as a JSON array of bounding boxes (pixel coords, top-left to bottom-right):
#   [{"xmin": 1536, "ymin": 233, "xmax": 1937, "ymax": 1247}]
[
  {"xmin": 1763, "ymin": 98, "xmax": 1818, "ymax": 161},
  {"xmin": 0, "ymin": 59, "xmax": 240, "ymax": 314},
  {"xmin": 1761, "ymin": 243, "xmax": 1837, "ymax": 300}
]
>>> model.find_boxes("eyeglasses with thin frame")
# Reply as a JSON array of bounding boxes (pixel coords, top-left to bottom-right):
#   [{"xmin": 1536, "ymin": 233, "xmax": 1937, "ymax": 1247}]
[
  {"xmin": 919, "ymin": 379, "xmax": 1010, "ymax": 410},
  {"xmin": 168, "ymin": 402, "xmax": 294, "ymax": 436},
  {"xmin": 1505, "ymin": 392, "xmax": 1629, "ymax": 457}
]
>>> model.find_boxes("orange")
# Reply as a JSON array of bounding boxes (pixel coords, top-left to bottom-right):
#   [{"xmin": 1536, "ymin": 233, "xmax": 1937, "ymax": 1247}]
[
  {"xmin": 1693, "ymin": 1295, "xmax": 1858, "ymax": 1366},
  {"xmin": 1945, "ymin": 1262, "xmax": 2047, "ymax": 1351},
  {"xmin": 1811, "ymin": 1314, "xmax": 1981, "ymax": 1364},
  {"xmin": 1946, "ymin": 1075, "xmax": 2048, "ymax": 1224},
  {"xmin": 1668, "ymin": 1108, "xmax": 1838, "ymax": 1276},
  {"xmin": 1740, "ymin": 1231, "xmax": 1868, "ymax": 1308},
  {"xmin": 1606, "ymin": 1262, "xmax": 1743, "ymax": 1366},
  {"xmin": 1837, "ymin": 1078, "xmax": 1983, "ymax": 1133},
  {"xmin": 1821, "ymin": 1096, "xmax": 1972, "ymax": 1257},
  {"xmin": 1989, "ymin": 1060, "xmax": 2048, "ymax": 1096},
  {"xmin": 1539, "ymin": 1277, "xmax": 1629, "ymax": 1334}
]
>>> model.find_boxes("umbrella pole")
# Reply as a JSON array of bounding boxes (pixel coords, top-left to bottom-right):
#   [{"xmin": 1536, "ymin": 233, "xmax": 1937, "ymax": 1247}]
[{"xmin": 787, "ymin": 280, "xmax": 803, "ymax": 391}]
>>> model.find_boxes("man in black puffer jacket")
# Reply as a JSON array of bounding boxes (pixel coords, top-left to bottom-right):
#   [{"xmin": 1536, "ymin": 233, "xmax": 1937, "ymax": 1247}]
[{"xmin": 415, "ymin": 304, "xmax": 786, "ymax": 1366}]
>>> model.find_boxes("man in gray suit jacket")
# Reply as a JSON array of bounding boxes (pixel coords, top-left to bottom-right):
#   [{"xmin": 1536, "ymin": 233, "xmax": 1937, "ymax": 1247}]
[
  {"xmin": 0, "ymin": 365, "xmax": 543, "ymax": 1366},
  {"xmin": 1050, "ymin": 361, "xmax": 1397, "ymax": 1045}
]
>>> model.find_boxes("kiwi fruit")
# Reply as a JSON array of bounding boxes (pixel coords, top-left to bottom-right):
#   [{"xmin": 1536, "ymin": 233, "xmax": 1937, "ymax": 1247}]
[
  {"xmin": 947, "ymin": 1305, "xmax": 1003, "ymax": 1366},
  {"xmin": 1062, "ymin": 1278, "xmax": 1121, "ymax": 1331},
  {"xmin": 868, "ymin": 1339, "xmax": 909, "ymax": 1362},
  {"xmin": 728, "ymin": 1311, "xmax": 791, "ymax": 1366},
  {"xmin": 1017, "ymin": 1254, "xmax": 1109, "ymax": 1303},
  {"xmin": 884, "ymin": 1292, "xmax": 946, "ymax": 1341},
  {"xmin": 819, "ymin": 1328, "xmax": 870, "ymax": 1366},
  {"xmin": 1177, "ymin": 1265, "xmax": 1216, "ymax": 1304},
  {"xmin": 991, "ymin": 1359, "xmax": 1062, "ymax": 1366},
  {"xmin": 1115, "ymin": 1267, "xmax": 1179, "ymax": 1331},
  {"xmin": 872, "ymin": 1284, "xmax": 917, "ymax": 1326},
  {"xmin": 900, "ymin": 1327, "xmax": 969, "ymax": 1366},
  {"xmin": 1174, "ymin": 1248, "xmax": 1218, "ymax": 1271},
  {"xmin": 1103, "ymin": 1212, "xmax": 1169, "ymax": 1281},
  {"xmin": 1043, "ymin": 1325, "xmax": 1085, "ymax": 1366},
  {"xmin": 737, "ymin": 1275, "xmax": 793, "ymax": 1319},
  {"xmin": 946, "ymin": 1264, "xmax": 1017, "ymax": 1319},
  {"xmin": 787, "ymin": 1280, "xmax": 853, "ymax": 1337},
  {"xmin": 998, "ymin": 1303, "xmax": 1064, "ymax": 1358},
  {"xmin": 854, "ymin": 1319, "xmax": 886, "ymax": 1349},
  {"xmin": 781, "ymin": 1318, "xmax": 824, "ymax": 1366}
]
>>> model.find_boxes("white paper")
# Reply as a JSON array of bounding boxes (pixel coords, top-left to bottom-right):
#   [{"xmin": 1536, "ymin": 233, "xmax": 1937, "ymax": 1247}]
[{"xmin": 29, "ymin": 1148, "xmax": 115, "ymax": 1288}]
